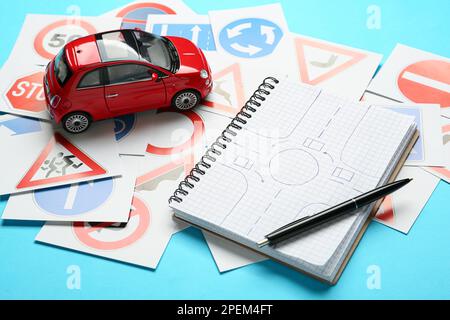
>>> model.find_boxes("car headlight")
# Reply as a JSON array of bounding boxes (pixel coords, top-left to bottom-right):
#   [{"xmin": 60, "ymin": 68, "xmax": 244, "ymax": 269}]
[{"xmin": 200, "ymin": 69, "xmax": 208, "ymax": 79}]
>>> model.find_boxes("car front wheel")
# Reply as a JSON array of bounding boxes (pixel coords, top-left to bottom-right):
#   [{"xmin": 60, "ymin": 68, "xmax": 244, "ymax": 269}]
[
  {"xmin": 62, "ymin": 112, "xmax": 92, "ymax": 134},
  {"xmin": 172, "ymin": 90, "xmax": 200, "ymax": 111}
]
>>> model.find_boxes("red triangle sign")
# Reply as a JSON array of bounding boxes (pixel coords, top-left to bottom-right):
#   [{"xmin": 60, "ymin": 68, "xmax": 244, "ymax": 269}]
[
  {"xmin": 17, "ymin": 133, "xmax": 106, "ymax": 189},
  {"xmin": 203, "ymin": 63, "xmax": 245, "ymax": 114},
  {"xmin": 376, "ymin": 195, "xmax": 395, "ymax": 223},
  {"xmin": 135, "ymin": 152, "xmax": 195, "ymax": 188},
  {"xmin": 295, "ymin": 36, "xmax": 367, "ymax": 85}
]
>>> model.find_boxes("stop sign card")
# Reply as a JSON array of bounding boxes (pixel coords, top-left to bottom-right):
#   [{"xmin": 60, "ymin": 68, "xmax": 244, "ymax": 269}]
[
  {"xmin": 367, "ymin": 44, "xmax": 450, "ymax": 118},
  {"xmin": 2, "ymin": 156, "xmax": 137, "ymax": 222},
  {"xmin": 7, "ymin": 14, "xmax": 121, "ymax": 66},
  {"xmin": 0, "ymin": 63, "xmax": 49, "ymax": 120},
  {"xmin": 0, "ymin": 117, "xmax": 122, "ymax": 195},
  {"xmin": 36, "ymin": 190, "xmax": 183, "ymax": 269}
]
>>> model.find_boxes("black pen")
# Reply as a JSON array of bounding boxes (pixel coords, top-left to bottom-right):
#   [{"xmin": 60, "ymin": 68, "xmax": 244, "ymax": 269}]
[{"xmin": 257, "ymin": 178, "xmax": 412, "ymax": 248}]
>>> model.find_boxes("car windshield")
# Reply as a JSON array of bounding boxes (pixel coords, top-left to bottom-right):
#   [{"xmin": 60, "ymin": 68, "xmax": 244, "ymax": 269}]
[
  {"xmin": 54, "ymin": 49, "xmax": 72, "ymax": 86},
  {"xmin": 133, "ymin": 31, "xmax": 177, "ymax": 72}
]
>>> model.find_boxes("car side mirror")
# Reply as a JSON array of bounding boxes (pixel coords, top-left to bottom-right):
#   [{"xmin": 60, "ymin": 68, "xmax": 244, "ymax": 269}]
[{"xmin": 151, "ymin": 72, "xmax": 159, "ymax": 82}]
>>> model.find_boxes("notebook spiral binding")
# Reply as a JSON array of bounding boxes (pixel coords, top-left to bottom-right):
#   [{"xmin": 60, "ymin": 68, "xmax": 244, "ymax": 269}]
[{"xmin": 169, "ymin": 77, "xmax": 279, "ymax": 204}]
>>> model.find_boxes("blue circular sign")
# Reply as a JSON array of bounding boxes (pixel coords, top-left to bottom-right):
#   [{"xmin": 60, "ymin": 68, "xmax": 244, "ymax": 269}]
[
  {"xmin": 34, "ymin": 178, "xmax": 114, "ymax": 216},
  {"xmin": 219, "ymin": 18, "xmax": 283, "ymax": 58},
  {"xmin": 114, "ymin": 114, "xmax": 136, "ymax": 142}
]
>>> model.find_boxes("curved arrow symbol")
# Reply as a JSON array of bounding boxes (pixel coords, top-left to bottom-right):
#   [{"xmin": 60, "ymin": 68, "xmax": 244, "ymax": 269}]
[
  {"xmin": 227, "ymin": 22, "xmax": 252, "ymax": 38},
  {"xmin": 230, "ymin": 43, "xmax": 262, "ymax": 56},
  {"xmin": 261, "ymin": 25, "xmax": 276, "ymax": 45}
]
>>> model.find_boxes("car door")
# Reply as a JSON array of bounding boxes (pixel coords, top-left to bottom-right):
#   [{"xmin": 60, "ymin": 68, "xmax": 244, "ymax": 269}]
[
  {"xmin": 74, "ymin": 68, "xmax": 109, "ymax": 120},
  {"xmin": 104, "ymin": 63, "xmax": 167, "ymax": 114}
]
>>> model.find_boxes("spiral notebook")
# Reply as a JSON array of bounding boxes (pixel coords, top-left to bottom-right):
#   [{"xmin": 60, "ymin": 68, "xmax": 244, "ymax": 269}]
[{"xmin": 169, "ymin": 77, "xmax": 418, "ymax": 284}]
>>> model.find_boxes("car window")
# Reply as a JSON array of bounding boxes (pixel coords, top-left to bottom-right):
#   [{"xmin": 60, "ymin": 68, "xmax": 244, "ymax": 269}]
[
  {"xmin": 106, "ymin": 64, "xmax": 154, "ymax": 85},
  {"xmin": 97, "ymin": 31, "xmax": 140, "ymax": 62},
  {"xmin": 133, "ymin": 31, "xmax": 172, "ymax": 71},
  {"xmin": 54, "ymin": 49, "xmax": 72, "ymax": 86},
  {"xmin": 77, "ymin": 69, "xmax": 103, "ymax": 88}
]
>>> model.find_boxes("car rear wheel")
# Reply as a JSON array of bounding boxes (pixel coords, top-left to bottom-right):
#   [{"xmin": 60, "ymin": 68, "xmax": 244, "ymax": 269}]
[
  {"xmin": 62, "ymin": 112, "xmax": 91, "ymax": 134},
  {"xmin": 172, "ymin": 90, "xmax": 200, "ymax": 111}
]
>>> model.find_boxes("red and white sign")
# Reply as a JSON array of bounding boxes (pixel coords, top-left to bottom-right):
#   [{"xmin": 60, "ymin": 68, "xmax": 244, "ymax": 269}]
[
  {"xmin": 397, "ymin": 60, "xmax": 450, "ymax": 108},
  {"xmin": 375, "ymin": 195, "xmax": 395, "ymax": 223},
  {"xmin": 367, "ymin": 44, "xmax": 450, "ymax": 118},
  {"xmin": 73, "ymin": 195, "xmax": 150, "ymax": 250},
  {"xmin": 295, "ymin": 36, "xmax": 366, "ymax": 85},
  {"xmin": 136, "ymin": 153, "xmax": 195, "ymax": 188},
  {"xmin": 117, "ymin": 2, "xmax": 176, "ymax": 17},
  {"xmin": 6, "ymin": 72, "xmax": 46, "ymax": 113},
  {"xmin": 105, "ymin": 0, "xmax": 196, "ymax": 25},
  {"xmin": 202, "ymin": 63, "xmax": 245, "ymax": 115},
  {"xmin": 146, "ymin": 110, "xmax": 205, "ymax": 156},
  {"xmin": 17, "ymin": 133, "xmax": 106, "ymax": 189},
  {"xmin": 34, "ymin": 19, "xmax": 97, "ymax": 60}
]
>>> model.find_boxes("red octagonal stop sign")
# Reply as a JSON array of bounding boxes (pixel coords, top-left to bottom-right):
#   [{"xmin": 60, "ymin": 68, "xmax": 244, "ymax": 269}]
[{"xmin": 6, "ymin": 72, "xmax": 46, "ymax": 112}]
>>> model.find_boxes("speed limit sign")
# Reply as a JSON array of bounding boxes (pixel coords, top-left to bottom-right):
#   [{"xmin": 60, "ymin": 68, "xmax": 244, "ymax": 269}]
[{"xmin": 34, "ymin": 19, "xmax": 97, "ymax": 59}]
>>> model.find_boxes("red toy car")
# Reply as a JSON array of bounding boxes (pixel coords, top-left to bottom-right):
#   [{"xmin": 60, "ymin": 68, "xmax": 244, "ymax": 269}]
[{"xmin": 44, "ymin": 29, "xmax": 212, "ymax": 133}]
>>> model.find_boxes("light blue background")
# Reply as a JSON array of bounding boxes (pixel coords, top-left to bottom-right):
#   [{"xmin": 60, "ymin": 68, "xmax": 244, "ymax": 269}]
[{"xmin": 0, "ymin": 0, "xmax": 449, "ymax": 299}]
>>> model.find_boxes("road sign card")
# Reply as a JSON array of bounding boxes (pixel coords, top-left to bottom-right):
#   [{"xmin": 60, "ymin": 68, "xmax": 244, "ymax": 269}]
[
  {"xmin": 114, "ymin": 106, "xmax": 230, "ymax": 158},
  {"xmin": 2, "ymin": 156, "xmax": 137, "ymax": 222},
  {"xmin": 209, "ymin": 4, "xmax": 300, "ymax": 94},
  {"xmin": 146, "ymin": 14, "xmax": 216, "ymax": 51},
  {"xmin": 203, "ymin": 230, "xmax": 266, "ymax": 272},
  {"xmin": 36, "ymin": 190, "xmax": 181, "ymax": 269},
  {"xmin": 293, "ymin": 34, "xmax": 382, "ymax": 100},
  {"xmin": 102, "ymin": 0, "xmax": 195, "ymax": 29},
  {"xmin": 374, "ymin": 166, "xmax": 440, "ymax": 234},
  {"xmin": 0, "ymin": 63, "xmax": 49, "ymax": 120},
  {"xmin": 114, "ymin": 110, "xmax": 157, "ymax": 156},
  {"xmin": 0, "ymin": 119, "xmax": 123, "ymax": 195},
  {"xmin": 143, "ymin": 108, "xmax": 229, "ymax": 160},
  {"xmin": 377, "ymin": 105, "xmax": 444, "ymax": 167},
  {"xmin": 367, "ymin": 44, "xmax": 450, "ymax": 118},
  {"xmin": 6, "ymin": 14, "xmax": 121, "ymax": 66},
  {"xmin": 363, "ymin": 92, "xmax": 446, "ymax": 166},
  {"xmin": 197, "ymin": 52, "xmax": 246, "ymax": 118},
  {"xmin": 425, "ymin": 117, "xmax": 450, "ymax": 183}
]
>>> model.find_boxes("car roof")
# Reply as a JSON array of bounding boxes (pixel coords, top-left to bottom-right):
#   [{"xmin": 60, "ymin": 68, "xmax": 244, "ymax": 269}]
[
  {"xmin": 64, "ymin": 34, "xmax": 101, "ymax": 71},
  {"xmin": 65, "ymin": 29, "xmax": 148, "ymax": 71}
]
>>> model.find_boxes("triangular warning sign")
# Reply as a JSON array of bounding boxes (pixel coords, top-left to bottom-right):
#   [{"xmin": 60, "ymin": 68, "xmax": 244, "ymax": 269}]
[
  {"xmin": 203, "ymin": 63, "xmax": 245, "ymax": 114},
  {"xmin": 295, "ymin": 37, "xmax": 367, "ymax": 85},
  {"xmin": 136, "ymin": 153, "xmax": 195, "ymax": 188},
  {"xmin": 17, "ymin": 133, "xmax": 106, "ymax": 189},
  {"xmin": 376, "ymin": 195, "xmax": 395, "ymax": 223}
]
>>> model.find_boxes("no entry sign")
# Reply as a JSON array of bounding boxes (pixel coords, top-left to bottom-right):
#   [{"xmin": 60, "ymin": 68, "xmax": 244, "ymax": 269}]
[{"xmin": 397, "ymin": 60, "xmax": 450, "ymax": 108}]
